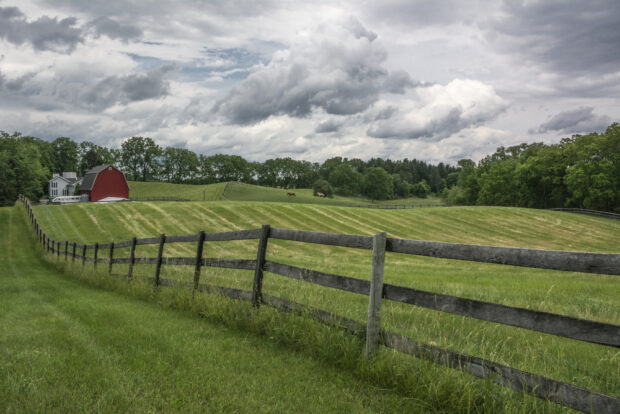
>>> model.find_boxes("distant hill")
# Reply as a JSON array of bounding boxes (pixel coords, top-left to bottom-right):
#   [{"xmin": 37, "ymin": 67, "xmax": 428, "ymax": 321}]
[{"xmin": 129, "ymin": 180, "xmax": 443, "ymax": 206}]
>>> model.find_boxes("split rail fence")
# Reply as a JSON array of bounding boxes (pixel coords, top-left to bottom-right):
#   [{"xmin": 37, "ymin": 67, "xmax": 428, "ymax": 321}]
[{"xmin": 18, "ymin": 195, "xmax": 620, "ymax": 413}]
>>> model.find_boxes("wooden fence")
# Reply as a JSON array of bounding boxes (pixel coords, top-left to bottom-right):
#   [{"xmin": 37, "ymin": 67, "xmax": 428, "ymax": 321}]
[
  {"xmin": 548, "ymin": 208, "xmax": 620, "ymax": 221},
  {"xmin": 18, "ymin": 195, "xmax": 620, "ymax": 413}
]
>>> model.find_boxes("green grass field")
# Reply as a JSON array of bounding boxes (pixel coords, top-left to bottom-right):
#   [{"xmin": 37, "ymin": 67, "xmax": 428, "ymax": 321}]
[
  {"xmin": 128, "ymin": 180, "xmax": 443, "ymax": 206},
  {"xmin": 1, "ymin": 205, "xmax": 437, "ymax": 413},
  {"xmin": 29, "ymin": 200, "xmax": 620, "ymax": 412},
  {"xmin": 128, "ymin": 181, "xmax": 226, "ymax": 201}
]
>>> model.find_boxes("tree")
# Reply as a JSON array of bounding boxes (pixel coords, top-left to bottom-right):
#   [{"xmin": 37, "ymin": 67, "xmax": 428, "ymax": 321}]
[
  {"xmin": 329, "ymin": 164, "xmax": 361, "ymax": 196},
  {"xmin": 319, "ymin": 157, "xmax": 345, "ymax": 180},
  {"xmin": 0, "ymin": 131, "xmax": 49, "ymax": 205},
  {"xmin": 204, "ymin": 154, "xmax": 252, "ymax": 183},
  {"xmin": 515, "ymin": 144, "xmax": 566, "ymax": 208},
  {"xmin": 52, "ymin": 137, "xmax": 79, "ymax": 173},
  {"xmin": 120, "ymin": 136, "xmax": 162, "ymax": 181},
  {"xmin": 362, "ymin": 167, "xmax": 393, "ymax": 200},
  {"xmin": 392, "ymin": 174, "xmax": 412, "ymax": 198},
  {"xmin": 477, "ymin": 158, "xmax": 520, "ymax": 206},
  {"xmin": 160, "ymin": 147, "xmax": 200, "ymax": 183},
  {"xmin": 410, "ymin": 180, "xmax": 430, "ymax": 198},
  {"xmin": 312, "ymin": 179, "xmax": 334, "ymax": 198},
  {"xmin": 563, "ymin": 128, "xmax": 619, "ymax": 211},
  {"xmin": 79, "ymin": 141, "xmax": 119, "ymax": 175}
]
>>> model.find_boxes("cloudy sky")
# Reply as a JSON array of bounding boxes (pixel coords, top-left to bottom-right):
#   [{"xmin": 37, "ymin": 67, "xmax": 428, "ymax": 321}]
[{"xmin": 1, "ymin": 0, "xmax": 618, "ymax": 164}]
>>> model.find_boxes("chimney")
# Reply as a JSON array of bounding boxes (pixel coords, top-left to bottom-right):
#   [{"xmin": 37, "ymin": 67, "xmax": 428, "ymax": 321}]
[
  {"xmin": 53, "ymin": 173, "xmax": 59, "ymax": 178},
  {"xmin": 63, "ymin": 172, "xmax": 77, "ymax": 179}
]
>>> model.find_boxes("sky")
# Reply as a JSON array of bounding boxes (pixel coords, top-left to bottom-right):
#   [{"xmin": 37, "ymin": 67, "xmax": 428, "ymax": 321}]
[{"xmin": 0, "ymin": 0, "xmax": 618, "ymax": 164}]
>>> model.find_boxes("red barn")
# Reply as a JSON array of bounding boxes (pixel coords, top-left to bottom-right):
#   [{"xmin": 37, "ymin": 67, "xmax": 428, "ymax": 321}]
[{"xmin": 80, "ymin": 165, "xmax": 130, "ymax": 202}]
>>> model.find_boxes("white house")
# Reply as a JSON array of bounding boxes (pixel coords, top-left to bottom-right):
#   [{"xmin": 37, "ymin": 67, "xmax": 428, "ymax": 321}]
[{"xmin": 49, "ymin": 172, "xmax": 82, "ymax": 197}]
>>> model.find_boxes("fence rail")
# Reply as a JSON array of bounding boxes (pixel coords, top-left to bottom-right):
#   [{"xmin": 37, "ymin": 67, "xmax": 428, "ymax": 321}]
[
  {"xmin": 549, "ymin": 208, "xmax": 620, "ymax": 221},
  {"xmin": 18, "ymin": 195, "xmax": 620, "ymax": 413}
]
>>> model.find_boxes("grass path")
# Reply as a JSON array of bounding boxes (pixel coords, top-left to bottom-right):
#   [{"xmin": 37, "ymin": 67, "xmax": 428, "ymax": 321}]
[{"xmin": 0, "ymin": 206, "xmax": 425, "ymax": 413}]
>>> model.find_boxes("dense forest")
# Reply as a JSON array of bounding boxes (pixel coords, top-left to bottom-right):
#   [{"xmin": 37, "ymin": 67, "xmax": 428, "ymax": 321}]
[
  {"xmin": 443, "ymin": 123, "xmax": 619, "ymax": 213},
  {"xmin": 1, "ymin": 122, "xmax": 618, "ymax": 212}
]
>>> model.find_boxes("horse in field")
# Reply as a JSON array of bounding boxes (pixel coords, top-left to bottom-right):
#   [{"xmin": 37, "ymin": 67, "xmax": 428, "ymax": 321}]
[{"xmin": 287, "ymin": 192, "xmax": 296, "ymax": 197}]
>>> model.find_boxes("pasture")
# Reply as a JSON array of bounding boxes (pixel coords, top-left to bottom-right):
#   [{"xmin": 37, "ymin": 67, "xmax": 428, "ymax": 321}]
[
  {"xmin": 128, "ymin": 180, "xmax": 443, "ymax": 206},
  {"xmin": 1, "ymin": 205, "xmax": 428, "ymax": 412},
  {"xmin": 30, "ymin": 200, "xmax": 620, "ymax": 412},
  {"xmin": 128, "ymin": 181, "xmax": 227, "ymax": 201}
]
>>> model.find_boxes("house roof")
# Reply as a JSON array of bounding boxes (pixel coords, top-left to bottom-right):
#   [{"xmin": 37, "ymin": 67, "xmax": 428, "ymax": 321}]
[{"xmin": 49, "ymin": 175, "xmax": 81, "ymax": 185}]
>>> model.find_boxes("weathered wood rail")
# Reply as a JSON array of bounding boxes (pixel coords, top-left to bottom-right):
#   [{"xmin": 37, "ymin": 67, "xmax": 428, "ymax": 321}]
[
  {"xmin": 18, "ymin": 195, "xmax": 620, "ymax": 413},
  {"xmin": 548, "ymin": 208, "xmax": 620, "ymax": 221}
]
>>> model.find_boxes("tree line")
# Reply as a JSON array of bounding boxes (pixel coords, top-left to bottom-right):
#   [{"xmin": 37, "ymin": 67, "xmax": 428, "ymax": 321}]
[
  {"xmin": 0, "ymin": 132, "xmax": 456, "ymax": 205},
  {"xmin": 442, "ymin": 123, "xmax": 620, "ymax": 213},
  {"xmin": 2, "ymin": 123, "xmax": 618, "ymax": 211}
]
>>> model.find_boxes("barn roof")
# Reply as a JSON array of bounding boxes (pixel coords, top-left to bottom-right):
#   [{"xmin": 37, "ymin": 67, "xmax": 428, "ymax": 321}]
[{"xmin": 80, "ymin": 165, "xmax": 110, "ymax": 191}]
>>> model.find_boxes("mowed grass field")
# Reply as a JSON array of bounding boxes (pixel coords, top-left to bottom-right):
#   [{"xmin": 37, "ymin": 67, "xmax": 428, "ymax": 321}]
[
  {"xmin": 1, "ymin": 205, "xmax": 432, "ymax": 413},
  {"xmin": 129, "ymin": 180, "xmax": 443, "ymax": 206},
  {"xmin": 31, "ymin": 200, "xmax": 620, "ymax": 412},
  {"xmin": 128, "ymin": 181, "xmax": 226, "ymax": 201},
  {"xmin": 222, "ymin": 181, "xmax": 443, "ymax": 206}
]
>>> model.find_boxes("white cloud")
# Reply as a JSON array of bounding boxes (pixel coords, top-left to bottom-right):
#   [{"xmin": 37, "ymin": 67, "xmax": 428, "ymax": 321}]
[
  {"xmin": 0, "ymin": 0, "xmax": 618, "ymax": 165},
  {"xmin": 367, "ymin": 79, "xmax": 508, "ymax": 140}
]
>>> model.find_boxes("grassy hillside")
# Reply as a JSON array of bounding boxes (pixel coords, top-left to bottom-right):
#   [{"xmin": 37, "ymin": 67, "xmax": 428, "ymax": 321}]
[
  {"xmin": 128, "ymin": 180, "xmax": 442, "ymax": 206},
  {"xmin": 222, "ymin": 181, "xmax": 442, "ymax": 206},
  {"xmin": 31, "ymin": 200, "xmax": 620, "ymax": 408},
  {"xmin": 1, "ymin": 205, "xmax": 428, "ymax": 412},
  {"xmin": 128, "ymin": 181, "xmax": 226, "ymax": 201}
]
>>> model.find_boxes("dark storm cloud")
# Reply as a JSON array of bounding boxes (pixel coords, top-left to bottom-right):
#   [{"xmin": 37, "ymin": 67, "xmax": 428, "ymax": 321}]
[
  {"xmin": 487, "ymin": 0, "xmax": 620, "ymax": 75},
  {"xmin": 81, "ymin": 65, "xmax": 176, "ymax": 110},
  {"xmin": 85, "ymin": 16, "xmax": 142, "ymax": 41},
  {"xmin": 0, "ymin": 6, "xmax": 83, "ymax": 53},
  {"xmin": 532, "ymin": 107, "xmax": 612, "ymax": 134},
  {"xmin": 0, "ymin": 71, "xmax": 36, "ymax": 91},
  {"xmin": 212, "ymin": 19, "xmax": 421, "ymax": 125},
  {"xmin": 43, "ymin": 0, "xmax": 278, "ymax": 18},
  {"xmin": 364, "ymin": 0, "xmax": 493, "ymax": 26},
  {"xmin": 367, "ymin": 107, "xmax": 464, "ymax": 139},
  {"xmin": 315, "ymin": 119, "xmax": 342, "ymax": 134},
  {"xmin": 382, "ymin": 70, "xmax": 416, "ymax": 94}
]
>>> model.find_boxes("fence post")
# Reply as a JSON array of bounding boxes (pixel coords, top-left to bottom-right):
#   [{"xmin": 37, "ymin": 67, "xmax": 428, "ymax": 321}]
[
  {"xmin": 82, "ymin": 245, "xmax": 87, "ymax": 267},
  {"xmin": 93, "ymin": 243, "xmax": 99, "ymax": 270},
  {"xmin": 108, "ymin": 242, "xmax": 114, "ymax": 275},
  {"xmin": 252, "ymin": 224, "xmax": 270, "ymax": 309},
  {"xmin": 128, "ymin": 237, "xmax": 137, "ymax": 278},
  {"xmin": 154, "ymin": 234, "xmax": 166, "ymax": 286},
  {"xmin": 365, "ymin": 231, "xmax": 387, "ymax": 359},
  {"xmin": 57, "ymin": 240, "xmax": 60, "ymax": 257},
  {"xmin": 72, "ymin": 242, "xmax": 76, "ymax": 262},
  {"xmin": 193, "ymin": 231, "xmax": 206, "ymax": 293},
  {"xmin": 64, "ymin": 241, "xmax": 69, "ymax": 261}
]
